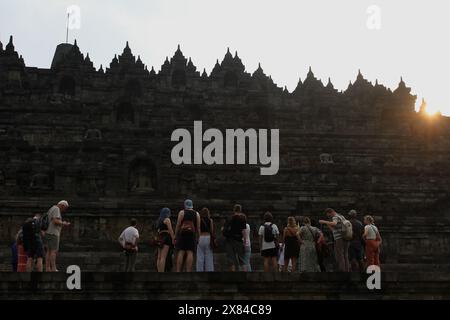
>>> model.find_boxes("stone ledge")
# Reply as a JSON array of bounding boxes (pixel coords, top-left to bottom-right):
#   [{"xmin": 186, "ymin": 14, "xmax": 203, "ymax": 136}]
[{"xmin": 1, "ymin": 272, "xmax": 450, "ymax": 300}]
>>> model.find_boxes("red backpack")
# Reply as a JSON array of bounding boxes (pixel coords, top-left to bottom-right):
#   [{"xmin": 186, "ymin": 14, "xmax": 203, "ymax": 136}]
[{"xmin": 180, "ymin": 210, "xmax": 196, "ymax": 234}]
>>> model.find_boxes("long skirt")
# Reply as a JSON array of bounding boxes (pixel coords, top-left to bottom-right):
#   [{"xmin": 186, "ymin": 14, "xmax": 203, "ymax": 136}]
[
  {"xmin": 17, "ymin": 244, "xmax": 27, "ymax": 272},
  {"xmin": 299, "ymin": 241, "xmax": 320, "ymax": 272}
]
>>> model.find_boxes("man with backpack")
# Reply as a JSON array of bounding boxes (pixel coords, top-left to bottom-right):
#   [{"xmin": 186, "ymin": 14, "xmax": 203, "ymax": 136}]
[
  {"xmin": 222, "ymin": 204, "xmax": 247, "ymax": 271},
  {"xmin": 174, "ymin": 199, "xmax": 201, "ymax": 272},
  {"xmin": 23, "ymin": 213, "xmax": 44, "ymax": 272},
  {"xmin": 319, "ymin": 208, "xmax": 351, "ymax": 272},
  {"xmin": 258, "ymin": 211, "xmax": 280, "ymax": 272},
  {"xmin": 42, "ymin": 200, "xmax": 70, "ymax": 272}
]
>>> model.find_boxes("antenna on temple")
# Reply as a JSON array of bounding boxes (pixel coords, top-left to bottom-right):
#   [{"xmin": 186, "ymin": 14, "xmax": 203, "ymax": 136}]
[{"xmin": 65, "ymin": 12, "xmax": 70, "ymax": 43}]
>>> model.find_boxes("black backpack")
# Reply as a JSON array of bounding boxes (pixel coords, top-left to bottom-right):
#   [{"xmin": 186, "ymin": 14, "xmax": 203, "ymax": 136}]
[
  {"xmin": 22, "ymin": 218, "xmax": 35, "ymax": 251},
  {"xmin": 40, "ymin": 211, "xmax": 50, "ymax": 231},
  {"xmin": 264, "ymin": 223, "xmax": 275, "ymax": 242},
  {"xmin": 222, "ymin": 218, "xmax": 233, "ymax": 238}
]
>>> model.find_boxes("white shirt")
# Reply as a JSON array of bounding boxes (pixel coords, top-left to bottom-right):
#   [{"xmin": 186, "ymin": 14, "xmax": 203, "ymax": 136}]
[
  {"xmin": 119, "ymin": 226, "xmax": 139, "ymax": 247},
  {"xmin": 243, "ymin": 224, "xmax": 251, "ymax": 248},
  {"xmin": 258, "ymin": 222, "xmax": 279, "ymax": 250},
  {"xmin": 365, "ymin": 224, "xmax": 379, "ymax": 240}
]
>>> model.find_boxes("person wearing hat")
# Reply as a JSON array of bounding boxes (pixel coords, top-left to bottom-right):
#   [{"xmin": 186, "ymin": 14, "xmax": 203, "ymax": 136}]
[
  {"xmin": 348, "ymin": 209, "xmax": 364, "ymax": 272},
  {"xmin": 174, "ymin": 199, "xmax": 200, "ymax": 272},
  {"xmin": 44, "ymin": 200, "xmax": 70, "ymax": 272}
]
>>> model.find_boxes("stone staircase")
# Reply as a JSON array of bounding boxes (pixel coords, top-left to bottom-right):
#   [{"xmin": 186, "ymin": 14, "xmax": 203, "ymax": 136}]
[{"xmin": 1, "ymin": 271, "xmax": 450, "ymax": 300}]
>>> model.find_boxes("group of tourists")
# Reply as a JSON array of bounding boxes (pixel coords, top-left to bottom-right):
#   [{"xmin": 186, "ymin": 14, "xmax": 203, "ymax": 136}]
[
  {"xmin": 12, "ymin": 200, "xmax": 70, "ymax": 272},
  {"xmin": 12, "ymin": 198, "xmax": 382, "ymax": 273},
  {"xmin": 119, "ymin": 200, "xmax": 383, "ymax": 273}
]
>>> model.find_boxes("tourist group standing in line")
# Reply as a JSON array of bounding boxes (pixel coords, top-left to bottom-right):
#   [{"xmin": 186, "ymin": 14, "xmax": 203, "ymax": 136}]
[
  {"xmin": 118, "ymin": 199, "xmax": 383, "ymax": 273},
  {"xmin": 12, "ymin": 198, "xmax": 382, "ymax": 273}
]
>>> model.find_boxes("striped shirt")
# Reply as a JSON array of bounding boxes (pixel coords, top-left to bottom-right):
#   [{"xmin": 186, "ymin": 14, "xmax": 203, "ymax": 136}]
[{"xmin": 331, "ymin": 215, "xmax": 344, "ymax": 240}]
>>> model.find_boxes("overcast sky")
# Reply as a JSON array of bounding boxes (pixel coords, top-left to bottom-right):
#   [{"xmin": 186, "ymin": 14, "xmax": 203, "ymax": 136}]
[{"xmin": 1, "ymin": 0, "xmax": 448, "ymax": 115}]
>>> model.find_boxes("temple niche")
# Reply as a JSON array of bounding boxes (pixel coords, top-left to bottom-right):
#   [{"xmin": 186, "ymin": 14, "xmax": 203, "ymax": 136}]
[
  {"xmin": 171, "ymin": 69, "xmax": 186, "ymax": 88},
  {"xmin": 124, "ymin": 79, "xmax": 142, "ymax": 98},
  {"xmin": 179, "ymin": 175, "xmax": 195, "ymax": 196},
  {"xmin": 116, "ymin": 102, "xmax": 135, "ymax": 124},
  {"xmin": 318, "ymin": 106, "xmax": 332, "ymax": 119},
  {"xmin": 29, "ymin": 172, "xmax": 52, "ymax": 190},
  {"xmin": 320, "ymin": 153, "xmax": 334, "ymax": 164},
  {"xmin": 58, "ymin": 75, "xmax": 76, "ymax": 96},
  {"xmin": 84, "ymin": 128, "xmax": 102, "ymax": 141},
  {"xmin": 73, "ymin": 160, "xmax": 106, "ymax": 197},
  {"xmin": 224, "ymin": 71, "xmax": 238, "ymax": 88},
  {"xmin": 15, "ymin": 166, "xmax": 31, "ymax": 191},
  {"xmin": 128, "ymin": 158, "xmax": 157, "ymax": 193}
]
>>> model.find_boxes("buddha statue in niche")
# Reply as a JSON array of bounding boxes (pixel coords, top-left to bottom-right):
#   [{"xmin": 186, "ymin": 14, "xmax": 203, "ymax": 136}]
[
  {"xmin": 30, "ymin": 172, "xmax": 52, "ymax": 190},
  {"xmin": 129, "ymin": 162, "xmax": 155, "ymax": 192}
]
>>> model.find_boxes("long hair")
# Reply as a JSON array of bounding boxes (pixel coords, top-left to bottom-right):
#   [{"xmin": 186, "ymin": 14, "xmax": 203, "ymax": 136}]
[
  {"xmin": 364, "ymin": 215, "xmax": 374, "ymax": 224},
  {"xmin": 200, "ymin": 207, "xmax": 210, "ymax": 219},
  {"xmin": 157, "ymin": 207, "xmax": 171, "ymax": 226},
  {"xmin": 287, "ymin": 216, "xmax": 296, "ymax": 228},
  {"xmin": 303, "ymin": 217, "xmax": 311, "ymax": 225}
]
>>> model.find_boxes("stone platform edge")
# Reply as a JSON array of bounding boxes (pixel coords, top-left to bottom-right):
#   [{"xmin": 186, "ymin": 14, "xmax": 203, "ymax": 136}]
[{"xmin": 1, "ymin": 272, "xmax": 450, "ymax": 300}]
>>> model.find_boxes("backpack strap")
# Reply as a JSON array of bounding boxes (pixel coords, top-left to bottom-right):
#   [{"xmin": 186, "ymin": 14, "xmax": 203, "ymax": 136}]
[
  {"xmin": 370, "ymin": 224, "xmax": 380, "ymax": 240},
  {"xmin": 306, "ymin": 226, "xmax": 318, "ymax": 241}
]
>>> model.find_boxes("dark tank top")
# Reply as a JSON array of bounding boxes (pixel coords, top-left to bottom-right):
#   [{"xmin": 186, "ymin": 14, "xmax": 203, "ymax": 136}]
[
  {"xmin": 183, "ymin": 210, "xmax": 195, "ymax": 222},
  {"xmin": 200, "ymin": 217, "xmax": 211, "ymax": 233},
  {"xmin": 158, "ymin": 220, "xmax": 168, "ymax": 232}
]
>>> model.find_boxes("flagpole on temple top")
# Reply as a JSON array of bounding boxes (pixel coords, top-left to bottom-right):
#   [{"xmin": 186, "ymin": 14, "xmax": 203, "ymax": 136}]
[{"xmin": 66, "ymin": 12, "xmax": 69, "ymax": 43}]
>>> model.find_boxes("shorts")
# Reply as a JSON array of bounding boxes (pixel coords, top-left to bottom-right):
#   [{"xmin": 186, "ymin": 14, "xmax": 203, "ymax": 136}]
[
  {"xmin": 261, "ymin": 248, "xmax": 278, "ymax": 258},
  {"xmin": 160, "ymin": 232, "xmax": 173, "ymax": 247},
  {"xmin": 176, "ymin": 231, "xmax": 196, "ymax": 252},
  {"xmin": 284, "ymin": 244, "xmax": 300, "ymax": 260},
  {"xmin": 224, "ymin": 238, "xmax": 245, "ymax": 268},
  {"xmin": 45, "ymin": 234, "xmax": 60, "ymax": 252},
  {"xmin": 349, "ymin": 244, "xmax": 363, "ymax": 261},
  {"xmin": 27, "ymin": 236, "xmax": 44, "ymax": 259}
]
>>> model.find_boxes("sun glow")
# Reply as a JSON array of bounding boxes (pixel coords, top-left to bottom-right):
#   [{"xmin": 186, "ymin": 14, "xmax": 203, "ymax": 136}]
[
  {"xmin": 425, "ymin": 108, "xmax": 439, "ymax": 117},
  {"xmin": 418, "ymin": 98, "xmax": 441, "ymax": 117}
]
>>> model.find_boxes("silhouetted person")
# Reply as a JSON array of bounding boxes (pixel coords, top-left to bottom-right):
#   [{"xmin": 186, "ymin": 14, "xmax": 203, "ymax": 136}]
[
  {"xmin": 363, "ymin": 215, "xmax": 382, "ymax": 269},
  {"xmin": 319, "ymin": 208, "xmax": 350, "ymax": 272},
  {"xmin": 223, "ymin": 204, "xmax": 247, "ymax": 271},
  {"xmin": 196, "ymin": 207, "xmax": 215, "ymax": 272},
  {"xmin": 156, "ymin": 208, "xmax": 175, "ymax": 272},
  {"xmin": 43, "ymin": 200, "xmax": 70, "ymax": 272},
  {"xmin": 348, "ymin": 210, "xmax": 364, "ymax": 272},
  {"xmin": 259, "ymin": 211, "xmax": 279, "ymax": 272},
  {"xmin": 175, "ymin": 199, "xmax": 200, "ymax": 272}
]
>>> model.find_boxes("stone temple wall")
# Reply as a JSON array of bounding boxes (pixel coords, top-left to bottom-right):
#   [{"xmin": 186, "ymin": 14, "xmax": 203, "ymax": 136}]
[{"xmin": 1, "ymin": 36, "xmax": 450, "ymax": 271}]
